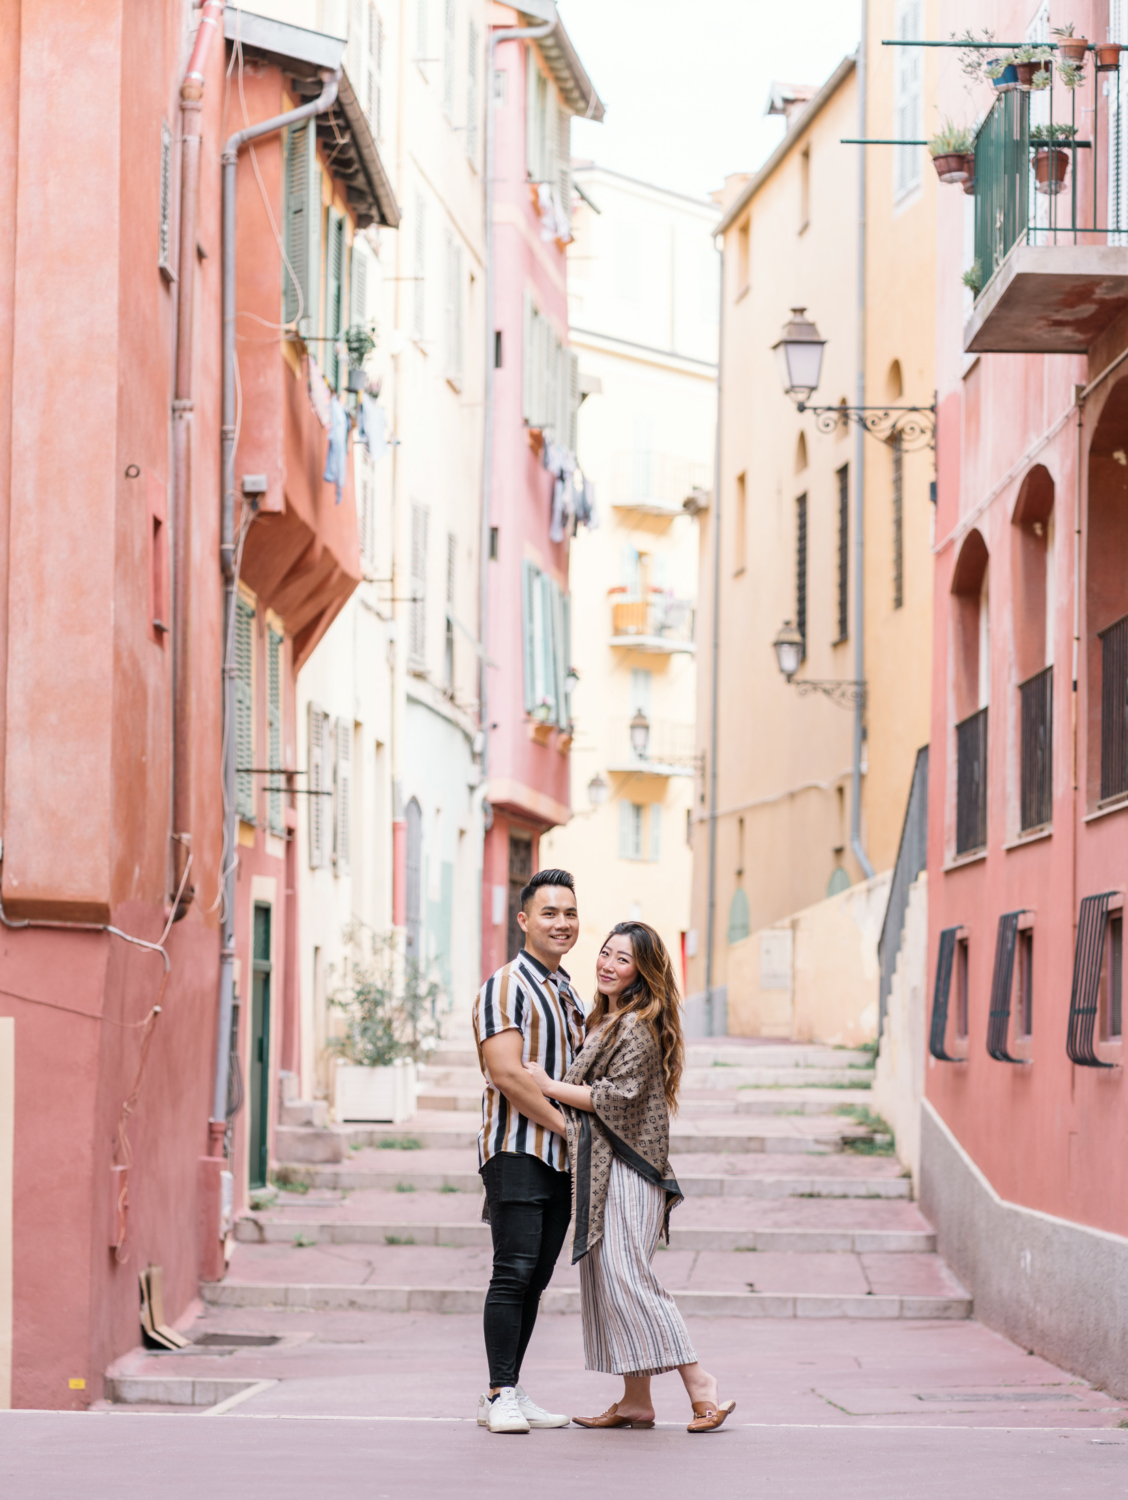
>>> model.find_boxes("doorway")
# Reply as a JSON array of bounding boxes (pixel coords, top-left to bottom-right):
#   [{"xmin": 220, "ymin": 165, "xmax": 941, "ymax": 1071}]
[
  {"xmin": 506, "ymin": 834, "xmax": 533, "ymax": 964},
  {"xmin": 249, "ymin": 903, "xmax": 272, "ymax": 1190}
]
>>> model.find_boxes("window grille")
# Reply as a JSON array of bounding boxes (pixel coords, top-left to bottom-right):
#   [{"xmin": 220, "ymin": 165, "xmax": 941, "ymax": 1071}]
[
  {"xmin": 929, "ymin": 926, "xmax": 959, "ymax": 1060},
  {"xmin": 795, "ymin": 494, "xmax": 807, "ymax": 657},
  {"xmin": 158, "ymin": 121, "xmax": 174, "ymax": 281},
  {"xmin": 955, "ymin": 707, "xmax": 987, "ymax": 854},
  {"xmin": 891, "ymin": 435, "xmax": 903, "ymax": 610},
  {"xmin": 836, "ymin": 465, "xmax": 848, "ymax": 641},
  {"xmin": 986, "ymin": 910, "xmax": 1026, "ymax": 1063},
  {"xmin": 308, "ymin": 703, "xmax": 327, "ymax": 868},
  {"xmin": 1067, "ymin": 893, "xmax": 1117, "ymax": 1067},
  {"xmin": 1100, "ymin": 614, "xmax": 1128, "ymax": 801},
  {"xmin": 235, "ymin": 599, "xmax": 255, "ymax": 822},
  {"xmin": 1019, "ymin": 665, "xmax": 1053, "ymax": 829},
  {"xmin": 267, "ymin": 628, "xmax": 284, "ymax": 835}
]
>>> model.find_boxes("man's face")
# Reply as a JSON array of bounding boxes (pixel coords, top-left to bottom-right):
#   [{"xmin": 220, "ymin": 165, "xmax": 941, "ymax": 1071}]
[{"xmin": 518, "ymin": 886, "xmax": 580, "ymax": 962}]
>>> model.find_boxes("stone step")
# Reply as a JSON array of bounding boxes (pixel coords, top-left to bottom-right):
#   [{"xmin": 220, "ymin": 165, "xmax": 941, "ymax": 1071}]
[
  {"xmin": 418, "ymin": 1087, "xmax": 879, "ymax": 1116},
  {"xmin": 105, "ymin": 1374, "xmax": 263, "ymax": 1407},
  {"xmin": 200, "ymin": 1281, "xmax": 969, "ymax": 1320},
  {"xmin": 278, "ymin": 1100, "xmax": 329, "ymax": 1129},
  {"xmin": 685, "ymin": 1044, "xmax": 875, "ymax": 1068},
  {"xmin": 234, "ymin": 1215, "xmax": 934, "ymax": 1254},
  {"xmin": 683, "ymin": 1066, "xmax": 876, "ymax": 1090}
]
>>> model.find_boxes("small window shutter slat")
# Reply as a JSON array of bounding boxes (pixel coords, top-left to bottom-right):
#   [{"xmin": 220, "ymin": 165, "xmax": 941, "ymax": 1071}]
[
  {"xmin": 550, "ymin": 581, "xmax": 567, "ymax": 728},
  {"xmin": 335, "ymin": 718, "xmax": 352, "ymax": 872},
  {"xmin": 235, "ymin": 599, "xmax": 255, "ymax": 822},
  {"xmin": 649, "ymin": 803, "xmax": 662, "ymax": 862},
  {"xmin": 557, "ymin": 108, "xmax": 571, "ymax": 235},
  {"xmin": 521, "ymin": 560, "xmax": 537, "ymax": 712},
  {"xmin": 284, "ymin": 122, "xmax": 309, "ymax": 327},
  {"xmin": 538, "ymin": 572, "xmax": 556, "ymax": 721},
  {"xmin": 267, "ymin": 627, "xmax": 284, "ymax": 834},
  {"xmin": 326, "ymin": 212, "xmax": 344, "ymax": 387},
  {"xmin": 308, "ymin": 702, "xmax": 325, "ymax": 868}
]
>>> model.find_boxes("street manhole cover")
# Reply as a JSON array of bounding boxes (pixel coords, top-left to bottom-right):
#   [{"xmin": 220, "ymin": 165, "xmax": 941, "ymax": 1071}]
[{"xmin": 193, "ymin": 1334, "xmax": 282, "ymax": 1347}]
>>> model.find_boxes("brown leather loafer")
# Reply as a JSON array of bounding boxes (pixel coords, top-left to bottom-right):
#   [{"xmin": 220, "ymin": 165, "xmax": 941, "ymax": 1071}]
[
  {"xmin": 687, "ymin": 1398, "xmax": 736, "ymax": 1432},
  {"xmin": 573, "ymin": 1403, "xmax": 655, "ymax": 1429}
]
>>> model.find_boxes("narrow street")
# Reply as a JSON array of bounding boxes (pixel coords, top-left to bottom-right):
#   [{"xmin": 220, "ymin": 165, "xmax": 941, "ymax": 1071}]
[{"xmin": 9, "ymin": 1040, "xmax": 1120, "ymax": 1497}]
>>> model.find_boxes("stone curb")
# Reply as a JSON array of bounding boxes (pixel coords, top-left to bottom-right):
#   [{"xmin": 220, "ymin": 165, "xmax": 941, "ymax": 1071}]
[{"xmin": 273, "ymin": 1166, "xmax": 913, "ymax": 1198}]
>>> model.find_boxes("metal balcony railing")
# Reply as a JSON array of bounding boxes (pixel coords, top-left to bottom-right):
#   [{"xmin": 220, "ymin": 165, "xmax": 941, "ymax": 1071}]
[
  {"xmin": 1100, "ymin": 614, "xmax": 1128, "ymax": 802},
  {"xmin": 955, "ymin": 707, "xmax": 988, "ymax": 855},
  {"xmin": 971, "ymin": 55, "xmax": 1126, "ymax": 299},
  {"xmin": 609, "ymin": 592, "xmax": 695, "ymax": 647},
  {"xmin": 608, "ymin": 717, "xmax": 697, "ymax": 774},
  {"xmin": 1019, "ymin": 665, "xmax": 1053, "ymax": 830}
]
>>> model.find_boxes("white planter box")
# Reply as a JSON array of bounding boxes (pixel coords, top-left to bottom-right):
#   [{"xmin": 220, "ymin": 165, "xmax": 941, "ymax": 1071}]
[{"xmin": 334, "ymin": 1058, "xmax": 417, "ymax": 1123}]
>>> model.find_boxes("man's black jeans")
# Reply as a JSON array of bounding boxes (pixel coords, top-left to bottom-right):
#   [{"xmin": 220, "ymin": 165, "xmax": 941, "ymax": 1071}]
[{"xmin": 481, "ymin": 1151, "xmax": 572, "ymax": 1389}]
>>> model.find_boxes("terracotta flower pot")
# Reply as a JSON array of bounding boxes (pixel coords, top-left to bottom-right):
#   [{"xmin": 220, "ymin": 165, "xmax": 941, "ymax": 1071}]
[
  {"xmin": 932, "ymin": 152, "xmax": 970, "ymax": 184},
  {"xmin": 960, "ymin": 153, "xmax": 977, "ymax": 194},
  {"xmin": 1034, "ymin": 147, "xmax": 1070, "ymax": 196},
  {"xmin": 1056, "ymin": 37, "xmax": 1088, "ymax": 65},
  {"xmin": 1096, "ymin": 42, "xmax": 1124, "ymax": 72},
  {"xmin": 1014, "ymin": 60, "xmax": 1039, "ymax": 87},
  {"xmin": 990, "ymin": 63, "xmax": 1019, "ymax": 91}
]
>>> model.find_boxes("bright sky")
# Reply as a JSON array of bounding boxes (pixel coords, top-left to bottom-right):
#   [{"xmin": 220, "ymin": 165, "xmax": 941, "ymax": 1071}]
[{"xmin": 559, "ymin": 0, "xmax": 862, "ymax": 202}]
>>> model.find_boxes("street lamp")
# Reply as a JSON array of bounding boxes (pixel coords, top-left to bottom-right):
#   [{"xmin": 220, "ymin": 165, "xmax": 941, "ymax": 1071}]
[
  {"xmin": 772, "ymin": 307, "xmax": 826, "ymax": 406},
  {"xmin": 771, "ymin": 619, "xmax": 866, "ymax": 709},
  {"xmin": 587, "ymin": 772, "xmax": 609, "ymax": 809},
  {"xmin": 771, "ymin": 620, "xmax": 805, "ymax": 681},
  {"xmin": 629, "ymin": 710, "xmax": 650, "ymax": 758}
]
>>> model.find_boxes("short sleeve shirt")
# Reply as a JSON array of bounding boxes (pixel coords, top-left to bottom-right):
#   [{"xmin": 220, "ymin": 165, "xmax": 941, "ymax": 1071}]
[{"xmin": 473, "ymin": 949, "xmax": 586, "ymax": 1172}]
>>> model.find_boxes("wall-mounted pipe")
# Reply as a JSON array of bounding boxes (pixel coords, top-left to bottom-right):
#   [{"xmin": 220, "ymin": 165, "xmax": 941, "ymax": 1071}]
[
  {"xmin": 703, "ymin": 241, "xmax": 725, "ymax": 1037},
  {"xmin": 211, "ymin": 69, "xmax": 342, "ymax": 1141}
]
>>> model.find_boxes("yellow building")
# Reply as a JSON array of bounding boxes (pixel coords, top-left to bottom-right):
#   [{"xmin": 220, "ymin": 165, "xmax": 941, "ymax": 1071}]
[
  {"xmin": 541, "ymin": 165, "xmax": 718, "ymax": 1000},
  {"xmin": 687, "ymin": 3, "xmax": 938, "ymax": 1039}
]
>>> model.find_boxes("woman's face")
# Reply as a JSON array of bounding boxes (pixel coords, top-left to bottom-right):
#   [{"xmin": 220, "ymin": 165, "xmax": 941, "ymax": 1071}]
[{"xmin": 596, "ymin": 933, "xmax": 638, "ymax": 1005}]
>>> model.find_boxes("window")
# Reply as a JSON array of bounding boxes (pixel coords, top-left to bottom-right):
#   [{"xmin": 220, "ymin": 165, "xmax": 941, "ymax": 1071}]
[
  {"xmin": 334, "ymin": 719, "xmax": 352, "ymax": 872},
  {"xmin": 795, "ymin": 494, "xmax": 808, "ymax": 658},
  {"xmin": 1020, "ymin": 666, "xmax": 1053, "ymax": 829},
  {"xmin": 1100, "ymin": 614, "xmax": 1128, "ymax": 801},
  {"xmin": 1016, "ymin": 928, "xmax": 1034, "ymax": 1038},
  {"xmin": 836, "ymin": 465, "xmax": 849, "ymax": 642},
  {"xmin": 444, "ymin": 531, "xmax": 456, "ymax": 691},
  {"xmin": 736, "ymin": 218, "xmax": 750, "ymax": 294},
  {"xmin": 521, "ymin": 560, "xmax": 570, "ymax": 729},
  {"xmin": 526, "ymin": 49, "xmax": 552, "ymax": 182},
  {"xmin": 235, "ymin": 598, "xmax": 255, "ymax": 822},
  {"xmin": 893, "ymin": 0, "xmax": 923, "ymax": 200},
  {"xmin": 734, "ymin": 472, "xmax": 747, "ymax": 576},
  {"xmin": 466, "ymin": 20, "xmax": 479, "ymax": 161},
  {"xmin": 413, "ymin": 194, "xmax": 427, "ymax": 341},
  {"xmin": 891, "ymin": 435, "xmax": 903, "ymax": 609},
  {"xmin": 416, "ymin": 0, "xmax": 428, "ymax": 62},
  {"xmin": 955, "ymin": 936, "xmax": 969, "ymax": 1038},
  {"xmin": 359, "ymin": 470, "xmax": 374, "ymax": 563},
  {"xmin": 150, "ymin": 514, "xmax": 167, "ymax": 641},
  {"xmin": 443, "ymin": 0, "xmax": 455, "ymax": 118},
  {"xmin": 799, "ymin": 145, "xmax": 810, "ymax": 232},
  {"xmin": 727, "ymin": 887, "xmax": 750, "ymax": 944},
  {"xmin": 956, "ymin": 707, "xmax": 988, "ymax": 853},
  {"xmin": 325, "ymin": 211, "xmax": 346, "ymax": 388},
  {"xmin": 283, "ymin": 122, "xmax": 321, "ymax": 335},
  {"xmin": 267, "ymin": 626, "xmax": 284, "ymax": 835},
  {"xmin": 630, "ymin": 668, "xmax": 652, "ymax": 718},
  {"xmin": 620, "ymin": 801, "xmax": 644, "ymax": 860},
  {"xmin": 489, "ymin": 526, "xmax": 499, "ymax": 560},
  {"xmin": 410, "ymin": 504, "xmax": 429, "ymax": 669},
  {"xmin": 1107, "ymin": 913, "xmax": 1124, "ymax": 1039},
  {"xmin": 405, "ymin": 798, "xmax": 422, "ymax": 962},
  {"xmin": 158, "ymin": 120, "xmax": 174, "ymax": 281},
  {"xmin": 351, "ymin": 239, "xmax": 369, "ymax": 330},
  {"xmin": 522, "ymin": 294, "xmax": 576, "ymax": 444},
  {"xmin": 445, "ymin": 232, "xmax": 463, "ymax": 387},
  {"xmin": 308, "ymin": 702, "xmax": 327, "ymax": 868},
  {"xmin": 494, "ymin": 330, "xmax": 503, "ymax": 368}
]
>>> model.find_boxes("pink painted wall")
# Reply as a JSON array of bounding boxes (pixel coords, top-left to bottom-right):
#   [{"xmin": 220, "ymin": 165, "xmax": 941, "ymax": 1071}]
[
  {"xmin": 482, "ymin": 32, "xmax": 573, "ymax": 978},
  {"xmin": 929, "ymin": 0, "xmax": 1128, "ymax": 1236}
]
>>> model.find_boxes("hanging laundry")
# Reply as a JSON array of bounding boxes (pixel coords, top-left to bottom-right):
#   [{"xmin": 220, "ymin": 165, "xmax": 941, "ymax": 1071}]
[
  {"xmin": 358, "ymin": 394, "xmax": 390, "ymax": 462},
  {"xmin": 324, "ymin": 396, "xmax": 349, "ymax": 504},
  {"xmin": 549, "ymin": 475, "xmax": 566, "ymax": 544},
  {"xmin": 308, "ymin": 355, "xmax": 332, "ymax": 429},
  {"xmin": 536, "ymin": 182, "xmax": 556, "ymax": 242}
]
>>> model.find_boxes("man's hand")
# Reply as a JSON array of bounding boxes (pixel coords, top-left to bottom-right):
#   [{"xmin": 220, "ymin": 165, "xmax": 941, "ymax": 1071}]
[{"xmin": 481, "ymin": 1030, "xmax": 567, "ymax": 1137}]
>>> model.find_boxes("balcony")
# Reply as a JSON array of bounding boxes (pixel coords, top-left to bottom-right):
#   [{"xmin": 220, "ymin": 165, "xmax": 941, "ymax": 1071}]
[
  {"xmin": 606, "ymin": 717, "xmax": 697, "ymax": 778},
  {"xmin": 963, "ymin": 73, "xmax": 1128, "ymax": 355},
  {"xmin": 609, "ymin": 590, "xmax": 696, "ymax": 653}
]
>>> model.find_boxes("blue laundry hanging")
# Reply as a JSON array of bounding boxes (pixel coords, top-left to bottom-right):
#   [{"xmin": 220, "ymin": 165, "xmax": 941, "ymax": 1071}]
[{"xmin": 324, "ymin": 396, "xmax": 349, "ymax": 504}]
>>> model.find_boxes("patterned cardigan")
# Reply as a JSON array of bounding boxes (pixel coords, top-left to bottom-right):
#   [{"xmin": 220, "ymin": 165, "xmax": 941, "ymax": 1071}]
[{"xmin": 562, "ymin": 1010, "xmax": 683, "ymax": 1263}]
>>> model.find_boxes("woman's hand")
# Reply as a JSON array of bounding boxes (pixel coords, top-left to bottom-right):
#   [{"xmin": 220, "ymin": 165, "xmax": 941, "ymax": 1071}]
[{"xmin": 522, "ymin": 1059, "xmax": 556, "ymax": 1098}]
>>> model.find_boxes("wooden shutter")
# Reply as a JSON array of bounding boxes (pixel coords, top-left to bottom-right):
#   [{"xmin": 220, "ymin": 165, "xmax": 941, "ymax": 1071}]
[
  {"xmin": 521, "ymin": 560, "xmax": 537, "ymax": 712},
  {"xmin": 549, "ymin": 580, "xmax": 567, "ymax": 728},
  {"xmin": 335, "ymin": 718, "xmax": 352, "ymax": 872},
  {"xmin": 308, "ymin": 702, "xmax": 326, "ymax": 868},
  {"xmin": 557, "ymin": 108, "xmax": 571, "ymax": 235},
  {"xmin": 267, "ymin": 627, "xmax": 284, "ymax": 834},
  {"xmin": 235, "ymin": 599, "xmax": 255, "ymax": 822},
  {"xmin": 284, "ymin": 122, "xmax": 319, "ymax": 336},
  {"xmin": 525, "ymin": 47, "xmax": 539, "ymax": 178},
  {"xmin": 351, "ymin": 240, "xmax": 368, "ymax": 326},
  {"xmin": 538, "ymin": 573, "xmax": 557, "ymax": 722},
  {"xmin": 326, "ymin": 211, "xmax": 344, "ymax": 387}
]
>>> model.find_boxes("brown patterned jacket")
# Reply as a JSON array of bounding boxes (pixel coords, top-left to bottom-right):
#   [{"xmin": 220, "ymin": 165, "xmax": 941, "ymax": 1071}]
[{"xmin": 562, "ymin": 1010, "xmax": 683, "ymax": 1263}]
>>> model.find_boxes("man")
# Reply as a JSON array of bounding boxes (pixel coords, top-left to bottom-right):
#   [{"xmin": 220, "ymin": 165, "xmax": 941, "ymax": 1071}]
[{"xmin": 473, "ymin": 868, "xmax": 585, "ymax": 1435}]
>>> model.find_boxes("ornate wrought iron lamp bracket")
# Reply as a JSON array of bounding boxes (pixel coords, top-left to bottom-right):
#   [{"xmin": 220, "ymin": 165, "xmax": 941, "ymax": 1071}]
[
  {"xmin": 796, "ymin": 402, "xmax": 936, "ymax": 453},
  {"xmin": 790, "ymin": 678, "xmax": 867, "ymax": 710}
]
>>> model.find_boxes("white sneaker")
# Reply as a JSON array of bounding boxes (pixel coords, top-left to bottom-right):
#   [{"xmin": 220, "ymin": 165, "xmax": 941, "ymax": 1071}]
[
  {"xmin": 514, "ymin": 1384, "xmax": 570, "ymax": 1428},
  {"xmin": 484, "ymin": 1387, "xmax": 530, "ymax": 1434}
]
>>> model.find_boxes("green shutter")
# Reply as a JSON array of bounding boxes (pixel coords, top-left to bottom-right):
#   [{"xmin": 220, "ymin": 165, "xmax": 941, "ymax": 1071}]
[
  {"xmin": 561, "ymin": 590, "xmax": 572, "ymax": 725},
  {"xmin": 550, "ymin": 581, "xmax": 567, "ymax": 728},
  {"xmin": 521, "ymin": 560, "xmax": 537, "ymax": 712},
  {"xmin": 326, "ymin": 211, "xmax": 344, "ymax": 388},
  {"xmin": 267, "ymin": 627, "xmax": 283, "ymax": 835},
  {"xmin": 284, "ymin": 123, "xmax": 320, "ymax": 338},
  {"xmin": 235, "ymin": 599, "xmax": 255, "ymax": 822},
  {"xmin": 308, "ymin": 702, "xmax": 326, "ymax": 869},
  {"xmin": 351, "ymin": 239, "xmax": 368, "ymax": 326}
]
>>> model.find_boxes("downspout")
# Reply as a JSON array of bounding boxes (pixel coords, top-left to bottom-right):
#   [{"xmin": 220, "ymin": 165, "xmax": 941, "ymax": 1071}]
[
  {"xmin": 851, "ymin": 13, "xmax": 875, "ymax": 882},
  {"xmin": 703, "ymin": 239, "xmax": 724, "ymax": 1036},
  {"xmin": 210, "ymin": 68, "xmax": 342, "ymax": 1145},
  {"xmin": 478, "ymin": 19, "xmax": 555, "ymax": 792},
  {"xmin": 171, "ymin": 0, "xmax": 225, "ymax": 916}
]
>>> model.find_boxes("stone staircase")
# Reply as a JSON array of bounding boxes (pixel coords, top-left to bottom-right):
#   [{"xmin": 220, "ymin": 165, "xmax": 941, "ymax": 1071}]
[{"xmin": 216, "ymin": 1037, "xmax": 970, "ymax": 1323}]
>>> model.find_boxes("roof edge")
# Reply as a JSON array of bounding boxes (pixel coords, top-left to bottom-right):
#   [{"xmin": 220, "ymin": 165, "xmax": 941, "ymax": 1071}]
[{"xmin": 515, "ymin": 3, "xmax": 604, "ymax": 121}]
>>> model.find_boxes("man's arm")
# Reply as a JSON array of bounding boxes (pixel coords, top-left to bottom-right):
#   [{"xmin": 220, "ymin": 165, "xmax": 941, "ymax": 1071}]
[{"xmin": 481, "ymin": 1030, "xmax": 568, "ymax": 1137}]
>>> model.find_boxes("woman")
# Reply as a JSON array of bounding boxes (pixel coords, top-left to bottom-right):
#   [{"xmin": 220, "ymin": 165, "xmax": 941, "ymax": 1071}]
[{"xmin": 524, "ymin": 921, "xmax": 735, "ymax": 1433}]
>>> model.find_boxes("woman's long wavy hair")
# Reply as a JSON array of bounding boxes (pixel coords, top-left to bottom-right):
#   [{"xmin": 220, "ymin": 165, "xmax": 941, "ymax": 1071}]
[{"xmin": 587, "ymin": 921, "xmax": 685, "ymax": 1112}]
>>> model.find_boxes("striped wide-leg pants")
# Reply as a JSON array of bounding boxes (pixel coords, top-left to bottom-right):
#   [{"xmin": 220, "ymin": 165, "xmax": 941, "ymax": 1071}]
[{"xmin": 579, "ymin": 1154, "xmax": 697, "ymax": 1377}]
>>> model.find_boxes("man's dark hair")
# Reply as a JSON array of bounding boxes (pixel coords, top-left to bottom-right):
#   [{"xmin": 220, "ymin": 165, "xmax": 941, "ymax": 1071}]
[{"xmin": 520, "ymin": 868, "xmax": 575, "ymax": 911}]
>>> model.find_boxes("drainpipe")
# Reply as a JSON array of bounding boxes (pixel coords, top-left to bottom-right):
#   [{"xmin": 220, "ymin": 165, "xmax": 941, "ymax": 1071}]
[
  {"xmin": 171, "ymin": 0, "xmax": 225, "ymax": 916},
  {"xmin": 478, "ymin": 18, "xmax": 555, "ymax": 793},
  {"xmin": 210, "ymin": 68, "xmax": 342, "ymax": 1147},
  {"xmin": 850, "ymin": 11, "xmax": 875, "ymax": 883},
  {"xmin": 703, "ymin": 241, "xmax": 725, "ymax": 1037}
]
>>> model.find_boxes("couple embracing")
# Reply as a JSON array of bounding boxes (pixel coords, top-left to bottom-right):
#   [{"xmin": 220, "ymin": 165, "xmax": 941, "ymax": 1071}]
[{"xmin": 472, "ymin": 867, "xmax": 734, "ymax": 1436}]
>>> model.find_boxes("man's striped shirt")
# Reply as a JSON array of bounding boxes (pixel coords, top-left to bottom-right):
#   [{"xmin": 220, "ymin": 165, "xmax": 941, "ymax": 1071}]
[{"xmin": 473, "ymin": 949, "xmax": 586, "ymax": 1172}]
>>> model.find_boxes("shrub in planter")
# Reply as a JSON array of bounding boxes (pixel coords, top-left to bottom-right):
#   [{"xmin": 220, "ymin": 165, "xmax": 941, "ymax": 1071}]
[
  {"xmin": 1051, "ymin": 24, "xmax": 1088, "ymax": 66},
  {"xmin": 928, "ymin": 121, "xmax": 975, "ymax": 183},
  {"xmin": 962, "ymin": 261, "xmax": 983, "ymax": 296},
  {"xmin": 1011, "ymin": 43, "xmax": 1053, "ymax": 87}
]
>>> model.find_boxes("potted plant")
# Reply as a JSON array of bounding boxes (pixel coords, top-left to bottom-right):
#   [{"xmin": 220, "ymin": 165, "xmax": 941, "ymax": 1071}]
[
  {"xmin": 1030, "ymin": 122, "xmax": 1077, "ymax": 195},
  {"xmin": 1096, "ymin": 41, "xmax": 1124, "ymax": 72},
  {"xmin": 961, "ymin": 155, "xmax": 977, "ymax": 194},
  {"xmin": 1012, "ymin": 43, "xmax": 1053, "ymax": 87},
  {"xmin": 1057, "ymin": 56, "xmax": 1086, "ymax": 88},
  {"xmin": 986, "ymin": 53, "xmax": 1020, "ymax": 91},
  {"xmin": 328, "ymin": 927, "xmax": 442, "ymax": 1123},
  {"xmin": 928, "ymin": 120, "xmax": 976, "ymax": 183},
  {"xmin": 962, "ymin": 261, "xmax": 983, "ymax": 296},
  {"xmin": 1051, "ymin": 23, "xmax": 1088, "ymax": 65},
  {"xmin": 952, "ymin": 28, "xmax": 997, "ymax": 85}
]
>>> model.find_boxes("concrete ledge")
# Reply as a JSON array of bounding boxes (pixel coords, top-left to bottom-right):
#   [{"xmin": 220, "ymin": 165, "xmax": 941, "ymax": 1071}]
[
  {"xmin": 273, "ymin": 1126, "xmax": 348, "ymax": 1164},
  {"xmin": 201, "ymin": 1282, "xmax": 969, "ymax": 1319},
  {"xmin": 105, "ymin": 1375, "xmax": 259, "ymax": 1407},
  {"xmin": 964, "ymin": 242, "xmax": 1128, "ymax": 354},
  {"xmin": 920, "ymin": 1099, "xmax": 1128, "ymax": 1398}
]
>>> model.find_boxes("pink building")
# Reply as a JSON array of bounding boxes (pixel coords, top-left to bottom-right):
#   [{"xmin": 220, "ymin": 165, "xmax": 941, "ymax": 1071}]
[
  {"xmin": 926, "ymin": 0, "xmax": 1128, "ymax": 1394},
  {"xmin": 0, "ymin": 3, "xmax": 394, "ymax": 1406},
  {"xmin": 480, "ymin": 7, "xmax": 601, "ymax": 975}
]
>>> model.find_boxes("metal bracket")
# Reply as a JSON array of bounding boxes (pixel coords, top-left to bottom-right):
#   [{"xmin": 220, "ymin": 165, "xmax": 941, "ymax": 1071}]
[{"xmin": 797, "ymin": 402, "xmax": 937, "ymax": 452}]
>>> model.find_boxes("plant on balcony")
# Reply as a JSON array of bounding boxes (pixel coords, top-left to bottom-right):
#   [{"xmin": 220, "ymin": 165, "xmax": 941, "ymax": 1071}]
[
  {"xmin": 1056, "ymin": 57, "xmax": 1086, "ymax": 89},
  {"xmin": 329, "ymin": 927, "xmax": 442, "ymax": 1069},
  {"xmin": 986, "ymin": 54, "xmax": 1020, "ymax": 91},
  {"xmin": 928, "ymin": 121, "xmax": 975, "ymax": 183},
  {"xmin": 1096, "ymin": 41, "xmax": 1125, "ymax": 72},
  {"xmin": 1011, "ymin": 43, "xmax": 1054, "ymax": 87},
  {"xmin": 1029, "ymin": 122, "xmax": 1079, "ymax": 143},
  {"xmin": 1051, "ymin": 23, "xmax": 1089, "ymax": 66},
  {"xmin": 962, "ymin": 261, "xmax": 983, "ymax": 295},
  {"xmin": 952, "ymin": 27, "xmax": 996, "ymax": 84}
]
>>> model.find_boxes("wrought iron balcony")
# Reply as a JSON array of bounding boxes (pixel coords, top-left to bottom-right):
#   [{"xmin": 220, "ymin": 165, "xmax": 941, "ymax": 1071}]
[
  {"xmin": 964, "ymin": 61, "xmax": 1128, "ymax": 354},
  {"xmin": 608, "ymin": 591, "xmax": 696, "ymax": 653},
  {"xmin": 606, "ymin": 717, "xmax": 697, "ymax": 778}
]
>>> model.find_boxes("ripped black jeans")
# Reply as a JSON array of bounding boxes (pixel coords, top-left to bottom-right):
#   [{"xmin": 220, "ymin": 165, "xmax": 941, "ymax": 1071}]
[{"xmin": 481, "ymin": 1151, "xmax": 572, "ymax": 1388}]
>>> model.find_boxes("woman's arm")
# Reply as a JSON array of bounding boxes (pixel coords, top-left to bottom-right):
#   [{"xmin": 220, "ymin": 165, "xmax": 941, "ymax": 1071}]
[
  {"xmin": 483, "ymin": 1032, "xmax": 568, "ymax": 1135},
  {"xmin": 523, "ymin": 1060, "xmax": 595, "ymax": 1113}
]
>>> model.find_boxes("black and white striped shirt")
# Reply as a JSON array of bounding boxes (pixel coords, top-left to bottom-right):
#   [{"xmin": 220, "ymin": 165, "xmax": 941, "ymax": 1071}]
[{"xmin": 473, "ymin": 949, "xmax": 586, "ymax": 1172}]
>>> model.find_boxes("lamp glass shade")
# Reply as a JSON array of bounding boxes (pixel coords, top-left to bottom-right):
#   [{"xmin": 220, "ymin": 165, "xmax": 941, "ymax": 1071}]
[
  {"xmin": 587, "ymin": 773, "xmax": 609, "ymax": 808},
  {"xmin": 629, "ymin": 711, "xmax": 650, "ymax": 757},
  {"xmin": 772, "ymin": 307, "xmax": 826, "ymax": 403},
  {"xmin": 772, "ymin": 620, "xmax": 805, "ymax": 680}
]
